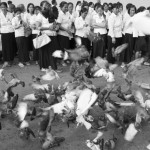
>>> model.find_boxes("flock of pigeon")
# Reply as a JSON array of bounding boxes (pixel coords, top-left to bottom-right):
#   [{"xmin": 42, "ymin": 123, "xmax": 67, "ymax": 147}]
[{"xmin": 0, "ymin": 36, "xmax": 150, "ymax": 150}]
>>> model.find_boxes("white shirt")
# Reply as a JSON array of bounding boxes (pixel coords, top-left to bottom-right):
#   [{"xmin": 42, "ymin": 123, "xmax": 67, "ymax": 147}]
[
  {"xmin": 66, "ymin": 11, "xmax": 76, "ymax": 34},
  {"xmin": 122, "ymin": 11, "xmax": 130, "ymax": 34},
  {"xmin": 12, "ymin": 16, "xmax": 25, "ymax": 37},
  {"xmin": 108, "ymin": 13, "xmax": 122, "ymax": 38},
  {"xmin": 92, "ymin": 14, "xmax": 107, "ymax": 34},
  {"xmin": 57, "ymin": 10, "xmax": 71, "ymax": 37},
  {"xmin": 29, "ymin": 13, "xmax": 42, "ymax": 34},
  {"xmin": 0, "ymin": 12, "xmax": 14, "ymax": 33},
  {"xmin": 22, "ymin": 12, "xmax": 33, "ymax": 24},
  {"xmin": 104, "ymin": 11, "xmax": 111, "ymax": 21},
  {"xmin": 38, "ymin": 14, "xmax": 56, "ymax": 36},
  {"xmin": 75, "ymin": 16, "xmax": 90, "ymax": 38}
]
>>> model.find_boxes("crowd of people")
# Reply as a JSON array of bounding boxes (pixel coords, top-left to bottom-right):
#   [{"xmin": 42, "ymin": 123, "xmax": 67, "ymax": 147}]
[{"xmin": 0, "ymin": 0, "xmax": 150, "ymax": 72}]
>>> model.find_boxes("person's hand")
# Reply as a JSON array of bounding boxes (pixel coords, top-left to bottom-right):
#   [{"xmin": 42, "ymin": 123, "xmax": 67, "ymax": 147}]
[
  {"xmin": 112, "ymin": 37, "xmax": 116, "ymax": 44},
  {"xmin": 67, "ymin": 30, "xmax": 72, "ymax": 36}
]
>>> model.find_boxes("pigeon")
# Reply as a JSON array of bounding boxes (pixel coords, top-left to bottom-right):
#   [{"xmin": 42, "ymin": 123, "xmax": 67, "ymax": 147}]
[
  {"xmin": 104, "ymin": 135, "xmax": 117, "ymax": 150},
  {"xmin": 41, "ymin": 66, "xmax": 60, "ymax": 81},
  {"xmin": 52, "ymin": 37, "xmax": 90, "ymax": 62}
]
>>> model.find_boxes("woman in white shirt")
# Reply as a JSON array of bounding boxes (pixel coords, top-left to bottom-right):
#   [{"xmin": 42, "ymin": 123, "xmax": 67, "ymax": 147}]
[
  {"xmin": 29, "ymin": 6, "xmax": 42, "ymax": 64},
  {"xmin": 57, "ymin": 1, "xmax": 72, "ymax": 66},
  {"xmin": 38, "ymin": 1, "xmax": 60, "ymax": 71},
  {"xmin": 103, "ymin": 3, "xmax": 111, "ymax": 21},
  {"xmin": 107, "ymin": 3, "xmax": 123, "ymax": 63},
  {"xmin": 134, "ymin": 7, "xmax": 147, "ymax": 59},
  {"xmin": 123, "ymin": 5, "xmax": 137, "ymax": 63},
  {"xmin": 12, "ymin": 7, "xmax": 30, "ymax": 68},
  {"xmin": 92, "ymin": 4, "xmax": 107, "ymax": 58},
  {"xmin": 75, "ymin": 7, "xmax": 91, "ymax": 52},
  {"xmin": 67, "ymin": 2, "xmax": 76, "ymax": 49},
  {"xmin": 0, "ymin": 2, "xmax": 16, "ymax": 68}
]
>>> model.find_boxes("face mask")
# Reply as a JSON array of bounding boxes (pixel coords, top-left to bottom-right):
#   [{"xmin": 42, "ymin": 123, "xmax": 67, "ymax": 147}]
[{"xmin": 76, "ymin": 5, "xmax": 81, "ymax": 11}]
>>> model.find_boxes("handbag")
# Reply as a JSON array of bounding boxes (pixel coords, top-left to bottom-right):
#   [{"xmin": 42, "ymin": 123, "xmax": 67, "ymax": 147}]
[
  {"xmin": 33, "ymin": 33, "xmax": 51, "ymax": 49},
  {"xmin": 24, "ymin": 26, "xmax": 32, "ymax": 37}
]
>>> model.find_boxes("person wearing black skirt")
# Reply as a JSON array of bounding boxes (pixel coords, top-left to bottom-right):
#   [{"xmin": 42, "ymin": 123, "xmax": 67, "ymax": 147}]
[
  {"xmin": 12, "ymin": 7, "xmax": 30, "ymax": 67},
  {"xmin": 37, "ymin": 1, "xmax": 60, "ymax": 72},
  {"xmin": 92, "ymin": 4, "xmax": 107, "ymax": 59},
  {"xmin": 0, "ymin": 2, "xmax": 16, "ymax": 68},
  {"xmin": 57, "ymin": 1, "xmax": 72, "ymax": 66},
  {"xmin": 75, "ymin": 7, "xmax": 91, "ymax": 52},
  {"xmin": 29, "ymin": 6, "xmax": 42, "ymax": 64},
  {"xmin": 123, "ymin": 5, "xmax": 137, "ymax": 63},
  {"xmin": 107, "ymin": 3, "xmax": 123, "ymax": 64}
]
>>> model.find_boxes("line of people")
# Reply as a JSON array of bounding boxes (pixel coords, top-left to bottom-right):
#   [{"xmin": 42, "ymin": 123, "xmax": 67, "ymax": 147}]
[{"xmin": 0, "ymin": 0, "xmax": 150, "ymax": 72}]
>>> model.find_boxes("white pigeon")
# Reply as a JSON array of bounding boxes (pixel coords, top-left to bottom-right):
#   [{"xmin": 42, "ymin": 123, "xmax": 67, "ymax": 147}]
[
  {"xmin": 52, "ymin": 50, "xmax": 63, "ymax": 58},
  {"xmin": 23, "ymin": 94, "xmax": 36, "ymax": 101},
  {"xmin": 29, "ymin": 83, "xmax": 50, "ymax": 91},
  {"xmin": 0, "ymin": 69, "xmax": 4, "ymax": 80},
  {"xmin": 17, "ymin": 102, "xmax": 28, "ymax": 121},
  {"xmin": 86, "ymin": 140, "xmax": 101, "ymax": 150},
  {"xmin": 41, "ymin": 66, "xmax": 60, "ymax": 81},
  {"xmin": 124, "ymin": 123, "xmax": 138, "ymax": 142}
]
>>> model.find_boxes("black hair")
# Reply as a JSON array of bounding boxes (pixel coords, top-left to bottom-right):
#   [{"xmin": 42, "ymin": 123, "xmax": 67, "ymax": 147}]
[
  {"xmin": 68, "ymin": 2, "xmax": 73, "ymax": 7},
  {"xmin": 147, "ymin": 6, "xmax": 150, "ymax": 10},
  {"xmin": 27, "ymin": 3, "xmax": 34, "ymax": 13},
  {"xmin": 40, "ymin": 1, "xmax": 48, "ymax": 7},
  {"xmin": 128, "ymin": 4, "xmax": 136, "ymax": 15},
  {"xmin": 137, "ymin": 6, "xmax": 146, "ymax": 13},
  {"xmin": 75, "ymin": 1, "xmax": 81, "ymax": 8},
  {"xmin": 52, "ymin": 0, "xmax": 56, "ymax": 5},
  {"xmin": 59, "ymin": 1, "xmax": 67, "ymax": 8},
  {"xmin": 94, "ymin": 2, "xmax": 101, "ymax": 10},
  {"xmin": 97, "ymin": 4, "xmax": 104, "ymax": 10},
  {"xmin": 112, "ymin": 3, "xmax": 119, "ymax": 9},
  {"xmin": 34, "ymin": 6, "xmax": 41, "ymax": 11},
  {"xmin": 89, "ymin": 2, "xmax": 94, "ymax": 7},
  {"xmin": 7, "ymin": 1, "xmax": 12, "ymax": 5},
  {"xmin": 103, "ymin": 3, "xmax": 108, "ymax": 7},
  {"xmin": 80, "ymin": 7, "xmax": 88, "ymax": 16},
  {"xmin": 0, "ymin": 2, "xmax": 8, "ymax": 8},
  {"xmin": 126, "ymin": 3, "xmax": 132, "ymax": 10},
  {"xmin": 14, "ymin": 7, "xmax": 22, "ymax": 13}
]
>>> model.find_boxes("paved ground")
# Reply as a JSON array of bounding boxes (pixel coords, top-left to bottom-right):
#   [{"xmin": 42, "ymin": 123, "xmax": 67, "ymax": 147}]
[{"xmin": 0, "ymin": 62, "xmax": 150, "ymax": 150}]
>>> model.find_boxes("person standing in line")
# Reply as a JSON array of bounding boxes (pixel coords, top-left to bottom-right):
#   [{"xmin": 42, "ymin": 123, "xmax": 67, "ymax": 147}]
[
  {"xmin": 12, "ymin": 7, "xmax": 30, "ymax": 68},
  {"xmin": 107, "ymin": 3, "xmax": 123, "ymax": 63},
  {"xmin": 92, "ymin": 4, "xmax": 107, "ymax": 58},
  {"xmin": 123, "ymin": 4, "xmax": 137, "ymax": 63},
  {"xmin": 0, "ymin": 2, "xmax": 16, "ymax": 68},
  {"xmin": 57, "ymin": 1, "xmax": 72, "ymax": 66}
]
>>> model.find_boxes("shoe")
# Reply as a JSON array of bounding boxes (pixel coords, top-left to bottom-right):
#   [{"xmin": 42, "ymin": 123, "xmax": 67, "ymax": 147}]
[
  {"xmin": 144, "ymin": 62, "xmax": 150, "ymax": 66},
  {"xmin": 55, "ymin": 69, "xmax": 62, "ymax": 73},
  {"xmin": 41, "ymin": 68, "xmax": 47, "ymax": 72},
  {"xmin": 2, "ymin": 62, "xmax": 10, "ymax": 68},
  {"xmin": 18, "ymin": 63, "xmax": 24, "ymax": 68},
  {"xmin": 25, "ymin": 62, "xmax": 30, "ymax": 66}
]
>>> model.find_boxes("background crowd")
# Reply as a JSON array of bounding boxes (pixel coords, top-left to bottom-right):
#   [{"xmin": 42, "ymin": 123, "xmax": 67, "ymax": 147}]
[{"xmin": 0, "ymin": 0, "xmax": 150, "ymax": 72}]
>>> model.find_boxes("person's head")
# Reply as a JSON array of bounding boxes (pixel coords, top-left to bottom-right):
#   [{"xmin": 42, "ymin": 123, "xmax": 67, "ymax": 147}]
[
  {"xmin": 8, "ymin": 3, "xmax": 15, "ymax": 13},
  {"xmin": 40, "ymin": 1, "xmax": 49, "ymax": 12},
  {"xmin": 52, "ymin": 0, "xmax": 57, "ymax": 6},
  {"xmin": 17, "ymin": 4, "xmax": 26, "ymax": 13},
  {"xmin": 108, "ymin": 3, "xmax": 113, "ymax": 12},
  {"xmin": 126, "ymin": 3, "xmax": 132, "ymax": 11},
  {"xmin": 34, "ymin": 6, "xmax": 41, "ymax": 15},
  {"xmin": 27, "ymin": 3, "xmax": 34, "ymax": 14},
  {"xmin": 89, "ymin": 2, "xmax": 94, "ymax": 8},
  {"xmin": 80, "ymin": 7, "xmax": 88, "ymax": 19},
  {"xmin": 7, "ymin": 1, "xmax": 12, "ymax": 5},
  {"xmin": 137, "ymin": 6, "xmax": 146, "ymax": 13},
  {"xmin": 94, "ymin": 3, "xmax": 101, "ymax": 12},
  {"xmin": 68, "ymin": 2, "xmax": 73, "ymax": 13},
  {"xmin": 59, "ymin": 1, "xmax": 68, "ymax": 13},
  {"xmin": 117, "ymin": 2, "xmax": 123, "ymax": 12},
  {"xmin": 97, "ymin": 4, "xmax": 104, "ymax": 16},
  {"xmin": 82, "ymin": 2, "xmax": 89, "ymax": 11},
  {"xmin": 147, "ymin": 6, "xmax": 150, "ymax": 13},
  {"xmin": 14, "ymin": 7, "xmax": 22, "ymax": 16},
  {"xmin": 103, "ymin": 3, "xmax": 109, "ymax": 12},
  {"xmin": 0, "ymin": 2, "xmax": 8, "ymax": 12},
  {"xmin": 112, "ymin": 3, "xmax": 119, "ymax": 15},
  {"xmin": 128, "ymin": 5, "xmax": 136, "ymax": 17}
]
